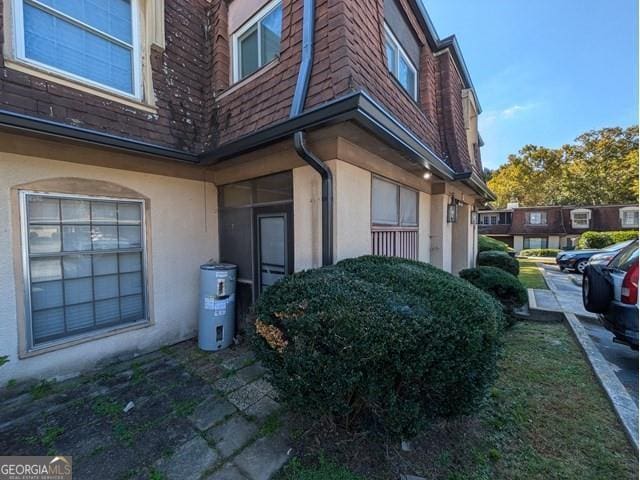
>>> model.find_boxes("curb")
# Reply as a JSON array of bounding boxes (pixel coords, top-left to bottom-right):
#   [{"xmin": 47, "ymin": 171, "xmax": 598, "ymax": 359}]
[{"xmin": 564, "ymin": 312, "xmax": 639, "ymax": 452}]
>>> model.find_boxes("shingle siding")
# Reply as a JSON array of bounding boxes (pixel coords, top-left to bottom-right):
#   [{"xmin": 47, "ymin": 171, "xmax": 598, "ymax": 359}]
[{"xmin": 0, "ymin": 0, "xmax": 476, "ymax": 175}]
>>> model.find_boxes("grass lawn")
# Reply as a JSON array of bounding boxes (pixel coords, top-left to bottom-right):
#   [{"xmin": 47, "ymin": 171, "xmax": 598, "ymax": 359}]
[
  {"xmin": 518, "ymin": 258, "xmax": 548, "ymax": 289},
  {"xmin": 278, "ymin": 322, "xmax": 638, "ymax": 479}
]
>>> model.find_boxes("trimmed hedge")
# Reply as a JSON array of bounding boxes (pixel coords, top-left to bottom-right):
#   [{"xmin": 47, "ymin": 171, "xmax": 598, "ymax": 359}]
[
  {"xmin": 577, "ymin": 231, "xmax": 639, "ymax": 249},
  {"xmin": 252, "ymin": 256, "xmax": 504, "ymax": 439},
  {"xmin": 519, "ymin": 248, "xmax": 561, "ymax": 257},
  {"xmin": 460, "ymin": 266, "xmax": 527, "ymax": 324},
  {"xmin": 477, "ymin": 251, "xmax": 520, "ymax": 276},
  {"xmin": 478, "ymin": 235, "xmax": 512, "ymax": 253}
]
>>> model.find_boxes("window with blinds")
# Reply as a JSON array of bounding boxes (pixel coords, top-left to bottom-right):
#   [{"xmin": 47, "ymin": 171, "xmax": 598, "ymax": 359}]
[
  {"xmin": 21, "ymin": 192, "xmax": 146, "ymax": 347},
  {"xmin": 371, "ymin": 177, "xmax": 419, "ymax": 260},
  {"xmin": 14, "ymin": 0, "xmax": 140, "ymax": 96}
]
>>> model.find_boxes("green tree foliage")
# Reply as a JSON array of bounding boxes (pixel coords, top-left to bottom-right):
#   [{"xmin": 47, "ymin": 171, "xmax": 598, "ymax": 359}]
[{"xmin": 488, "ymin": 126, "xmax": 639, "ymax": 207}]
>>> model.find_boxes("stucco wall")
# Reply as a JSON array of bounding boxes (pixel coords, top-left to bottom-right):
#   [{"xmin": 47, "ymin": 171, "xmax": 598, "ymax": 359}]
[
  {"xmin": 548, "ymin": 235, "xmax": 560, "ymax": 249},
  {"xmin": 418, "ymin": 192, "xmax": 431, "ymax": 263},
  {"xmin": 430, "ymin": 193, "xmax": 452, "ymax": 272},
  {"xmin": 293, "ymin": 165, "xmax": 322, "ymax": 271},
  {"xmin": 334, "ymin": 160, "xmax": 371, "ymax": 261},
  {"xmin": 451, "ymin": 204, "xmax": 473, "ymax": 274},
  {"xmin": 513, "ymin": 235, "xmax": 524, "ymax": 252},
  {"xmin": 0, "ymin": 152, "xmax": 218, "ymax": 383}
]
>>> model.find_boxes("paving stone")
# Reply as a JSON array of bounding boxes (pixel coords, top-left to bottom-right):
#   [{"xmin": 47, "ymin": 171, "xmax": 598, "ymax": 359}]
[
  {"xmin": 205, "ymin": 463, "xmax": 249, "ymax": 480},
  {"xmin": 215, "ymin": 375, "xmax": 247, "ymax": 394},
  {"xmin": 221, "ymin": 351, "xmax": 256, "ymax": 371},
  {"xmin": 233, "ymin": 432, "xmax": 291, "ymax": 480},
  {"xmin": 244, "ymin": 396, "xmax": 281, "ymax": 421},
  {"xmin": 155, "ymin": 436, "xmax": 219, "ymax": 480},
  {"xmin": 205, "ymin": 415, "xmax": 258, "ymax": 458},
  {"xmin": 227, "ymin": 379, "xmax": 276, "ymax": 411},
  {"xmin": 189, "ymin": 395, "xmax": 238, "ymax": 431},
  {"xmin": 236, "ymin": 363, "xmax": 266, "ymax": 383}
]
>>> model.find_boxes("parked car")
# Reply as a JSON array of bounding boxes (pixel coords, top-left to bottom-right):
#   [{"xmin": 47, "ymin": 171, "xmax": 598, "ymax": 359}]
[
  {"xmin": 582, "ymin": 240, "xmax": 639, "ymax": 350},
  {"xmin": 556, "ymin": 241, "xmax": 634, "ymax": 273},
  {"xmin": 587, "ymin": 240, "xmax": 635, "ymax": 266}
]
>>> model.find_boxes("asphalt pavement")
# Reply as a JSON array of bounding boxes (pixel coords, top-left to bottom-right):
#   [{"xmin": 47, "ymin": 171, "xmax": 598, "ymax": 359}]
[{"xmin": 542, "ymin": 263, "xmax": 638, "ymax": 405}]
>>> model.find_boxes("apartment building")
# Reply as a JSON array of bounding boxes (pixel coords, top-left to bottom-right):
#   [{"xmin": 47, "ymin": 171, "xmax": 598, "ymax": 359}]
[{"xmin": 0, "ymin": 0, "xmax": 492, "ymax": 381}]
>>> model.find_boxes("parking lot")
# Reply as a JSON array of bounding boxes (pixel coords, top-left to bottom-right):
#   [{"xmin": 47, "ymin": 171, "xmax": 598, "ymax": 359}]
[{"xmin": 542, "ymin": 264, "xmax": 638, "ymax": 405}]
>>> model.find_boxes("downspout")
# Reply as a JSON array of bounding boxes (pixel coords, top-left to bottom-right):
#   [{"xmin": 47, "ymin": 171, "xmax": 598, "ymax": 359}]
[{"xmin": 290, "ymin": 0, "xmax": 334, "ymax": 266}]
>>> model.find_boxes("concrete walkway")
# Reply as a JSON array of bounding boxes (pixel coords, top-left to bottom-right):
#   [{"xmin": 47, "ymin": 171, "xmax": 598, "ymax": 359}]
[{"xmin": 540, "ymin": 264, "xmax": 597, "ymax": 319}]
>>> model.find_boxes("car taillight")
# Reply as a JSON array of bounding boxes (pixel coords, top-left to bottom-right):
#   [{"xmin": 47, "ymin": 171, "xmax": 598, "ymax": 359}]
[{"xmin": 621, "ymin": 261, "xmax": 638, "ymax": 305}]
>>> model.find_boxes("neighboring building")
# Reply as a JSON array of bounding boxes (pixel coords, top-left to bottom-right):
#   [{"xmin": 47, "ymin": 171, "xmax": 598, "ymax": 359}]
[
  {"xmin": 0, "ymin": 0, "xmax": 492, "ymax": 382},
  {"xmin": 479, "ymin": 203, "xmax": 639, "ymax": 251}
]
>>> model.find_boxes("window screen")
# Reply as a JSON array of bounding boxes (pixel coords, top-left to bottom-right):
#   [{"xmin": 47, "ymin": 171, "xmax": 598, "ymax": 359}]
[
  {"xmin": 528, "ymin": 212, "xmax": 547, "ymax": 225},
  {"xmin": 23, "ymin": 193, "xmax": 146, "ymax": 346},
  {"xmin": 399, "ymin": 187, "xmax": 417, "ymax": 226},
  {"xmin": 524, "ymin": 237, "xmax": 548, "ymax": 249},
  {"xmin": 19, "ymin": 0, "xmax": 137, "ymax": 95},
  {"xmin": 383, "ymin": 24, "xmax": 417, "ymax": 99},
  {"xmin": 235, "ymin": 1, "xmax": 282, "ymax": 81},
  {"xmin": 372, "ymin": 177, "xmax": 418, "ymax": 227},
  {"xmin": 372, "ymin": 177, "xmax": 399, "ymax": 225},
  {"xmin": 622, "ymin": 210, "xmax": 639, "ymax": 227}
]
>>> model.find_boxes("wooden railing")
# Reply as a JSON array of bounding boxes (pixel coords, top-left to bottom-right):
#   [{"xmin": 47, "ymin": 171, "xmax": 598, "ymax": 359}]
[{"xmin": 371, "ymin": 228, "xmax": 418, "ymax": 260}]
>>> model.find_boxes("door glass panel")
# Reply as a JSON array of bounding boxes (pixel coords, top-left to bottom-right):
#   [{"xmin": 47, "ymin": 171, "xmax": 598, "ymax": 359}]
[{"xmin": 259, "ymin": 215, "xmax": 286, "ymax": 290}]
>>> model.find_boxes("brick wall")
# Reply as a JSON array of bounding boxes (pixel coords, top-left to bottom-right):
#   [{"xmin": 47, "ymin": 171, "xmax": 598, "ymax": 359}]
[
  {"xmin": 0, "ymin": 0, "xmax": 476, "ymax": 176},
  {"xmin": 436, "ymin": 52, "xmax": 472, "ymax": 173},
  {"xmin": 0, "ymin": 0, "xmax": 210, "ymax": 153}
]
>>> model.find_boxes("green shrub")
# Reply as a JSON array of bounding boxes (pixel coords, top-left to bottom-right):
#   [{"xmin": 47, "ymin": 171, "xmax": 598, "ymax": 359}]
[
  {"xmin": 460, "ymin": 266, "xmax": 527, "ymax": 323},
  {"xmin": 477, "ymin": 251, "xmax": 520, "ymax": 276},
  {"xmin": 478, "ymin": 235, "xmax": 512, "ymax": 253},
  {"xmin": 518, "ymin": 248, "xmax": 561, "ymax": 257},
  {"xmin": 252, "ymin": 256, "xmax": 504, "ymax": 440},
  {"xmin": 577, "ymin": 230, "xmax": 639, "ymax": 249}
]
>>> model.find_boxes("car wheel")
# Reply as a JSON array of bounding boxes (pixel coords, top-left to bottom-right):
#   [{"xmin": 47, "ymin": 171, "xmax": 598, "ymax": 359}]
[
  {"xmin": 582, "ymin": 266, "xmax": 611, "ymax": 314},
  {"xmin": 576, "ymin": 260, "xmax": 588, "ymax": 274},
  {"xmin": 559, "ymin": 266, "xmax": 565, "ymax": 272}
]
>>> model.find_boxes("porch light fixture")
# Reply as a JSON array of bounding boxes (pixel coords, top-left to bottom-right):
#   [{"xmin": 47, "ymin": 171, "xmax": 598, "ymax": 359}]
[
  {"xmin": 422, "ymin": 170, "xmax": 432, "ymax": 180},
  {"xmin": 470, "ymin": 209, "xmax": 478, "ymax": 225},
  {"xmin": 447, "ymin": 196, "xmax": 458, "ymax": 223}
]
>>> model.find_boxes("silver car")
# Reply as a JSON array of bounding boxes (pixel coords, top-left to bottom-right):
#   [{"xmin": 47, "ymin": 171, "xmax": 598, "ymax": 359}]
[{"xmin": 587, "ymin": 240, "xmax": 635, "ymax": 266}]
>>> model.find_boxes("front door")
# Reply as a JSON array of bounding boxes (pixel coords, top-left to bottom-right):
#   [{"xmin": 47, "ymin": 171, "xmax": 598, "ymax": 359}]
[{"xmin": 253, "ymin": 205, "xmax": 293, "ymax": 295}]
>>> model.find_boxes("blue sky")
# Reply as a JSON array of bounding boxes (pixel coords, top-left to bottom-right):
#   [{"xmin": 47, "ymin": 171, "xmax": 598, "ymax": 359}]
[{"xmin": 424, "ymin": 0, "xmax": 639, "ymax": 169}]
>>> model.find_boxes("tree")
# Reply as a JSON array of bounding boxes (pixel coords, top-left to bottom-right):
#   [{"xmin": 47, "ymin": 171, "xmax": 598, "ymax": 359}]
[{"xmin": 487, "ymin": 126, "xmax": 639, "ymax": 208}]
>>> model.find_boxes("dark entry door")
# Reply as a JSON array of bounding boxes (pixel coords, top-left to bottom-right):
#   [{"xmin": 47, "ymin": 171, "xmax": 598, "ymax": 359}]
[{"xmin": 253, "ymin": 205, "xmax": 293, "ymax": 295}]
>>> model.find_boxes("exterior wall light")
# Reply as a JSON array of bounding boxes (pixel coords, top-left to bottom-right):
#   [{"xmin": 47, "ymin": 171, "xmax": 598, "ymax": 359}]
[
  {"xmin": 470, "ymin": 210, "xmax": 478, "ymax": 224},
  {"xmin": 447, "ymin": 196, "xmax": 458, "ymax": 223},
  {"xmin": 423, "ymin": 170, "xmax": 432, "ymax": 180}
]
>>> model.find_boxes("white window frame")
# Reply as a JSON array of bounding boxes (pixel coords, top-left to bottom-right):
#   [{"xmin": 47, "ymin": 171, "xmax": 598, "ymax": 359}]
[
  {"xmin": 570, "ymin": 209, "xmax": 591, "ymax": 229},
  {"xmin": 231, "ymin": 0, "xmax": 282, "ymax": 83},
  {"xmin": 19, "ymin": 190, "xmax": 149, "ymax": 351},
  {"xmin": 620, "ymin": 207, "xmax": 639, "ymax": 228},
  {"xmin": 527, "ymin": 211, "xmax": 546, "ymax": 225},
  {"xmin": 383, "ymin": 23, "xmax": 418, "ymax": 100},
  {"xmin": 11, "ymin": 0, "xmax": 143, "ymax": 99}
]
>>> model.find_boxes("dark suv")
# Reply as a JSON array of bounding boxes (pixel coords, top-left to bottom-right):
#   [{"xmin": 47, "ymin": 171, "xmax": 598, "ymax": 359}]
[{"xmin": 583, "ymin": 240, "xmax": 639, "ymax": 350}]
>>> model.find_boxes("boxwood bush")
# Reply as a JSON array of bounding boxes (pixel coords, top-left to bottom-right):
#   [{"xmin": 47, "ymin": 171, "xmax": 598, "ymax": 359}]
[
  {"xmin": 577, "ymin": 230, "xmax": 638, "ymax": 249},
  {"xmin": 477, "ymin": 251, "xmax": 520, "ymax": 276},
  {"xmin": 478, "ymin": 235, "xmax": 512, "ymax": 253},
  {"xmin": 460, "ymin": 266, "xmax": 527, "ymax": 325},
  {"xmin": 252, "ymin": 256, "xmax": 504, "ymax": 440},
  {"xmin": 518, "ymin": 248, "xmax": 561, "ymax": 257}
]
